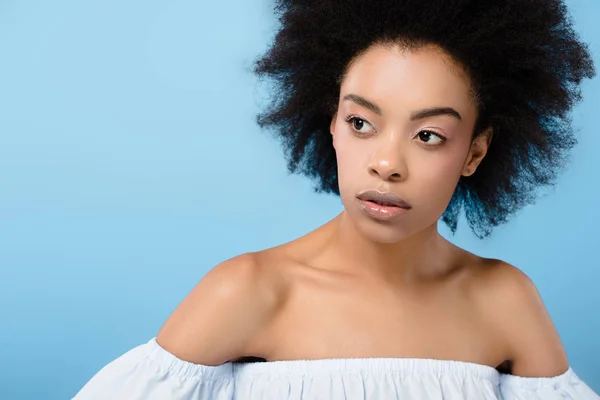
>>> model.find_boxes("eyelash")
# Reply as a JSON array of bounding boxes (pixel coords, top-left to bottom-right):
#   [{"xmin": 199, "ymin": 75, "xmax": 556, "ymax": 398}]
[{"xmin": 344, "ymin": 116, "xmax": 447, "ymax": 145}]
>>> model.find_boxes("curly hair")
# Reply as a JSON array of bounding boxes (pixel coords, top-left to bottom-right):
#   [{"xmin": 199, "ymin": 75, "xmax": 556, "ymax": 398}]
[{"xmin": 252, "ymin": 0, "xmax": 596, "ymax": 239}]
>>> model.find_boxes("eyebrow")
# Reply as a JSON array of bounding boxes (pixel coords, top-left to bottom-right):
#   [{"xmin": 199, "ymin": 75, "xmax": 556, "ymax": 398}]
[{"xmin": 342, "ymin": 94, "xmax": 462, "ymax": 121}]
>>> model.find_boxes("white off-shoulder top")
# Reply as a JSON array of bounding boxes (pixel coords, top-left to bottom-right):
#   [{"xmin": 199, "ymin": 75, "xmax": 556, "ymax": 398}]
[{"xmin": 73, "ymin": 337, "xmax": 599, "ymax": 399}]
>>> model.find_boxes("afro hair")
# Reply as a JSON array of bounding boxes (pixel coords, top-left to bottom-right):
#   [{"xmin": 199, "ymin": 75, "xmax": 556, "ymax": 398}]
[{"xmin": 253, "ymin": 0, "xmax": 596, "ymax": 239}]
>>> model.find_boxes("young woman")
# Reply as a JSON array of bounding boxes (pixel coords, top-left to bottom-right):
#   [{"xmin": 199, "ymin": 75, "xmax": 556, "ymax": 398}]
[{"xmin": 74, "ymin": 0, "xmax": 598, "ymax": 398}]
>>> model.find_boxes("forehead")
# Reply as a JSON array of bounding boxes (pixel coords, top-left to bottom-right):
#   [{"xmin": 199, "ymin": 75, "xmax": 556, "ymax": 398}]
[{"xmin": 341, "ymin": 44, "xmax": 476, "ymax": 113}]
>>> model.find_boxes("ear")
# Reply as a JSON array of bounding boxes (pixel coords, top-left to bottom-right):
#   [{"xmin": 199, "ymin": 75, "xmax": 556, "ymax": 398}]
[
  {"xmin": 330, "ymin": 112, "xmax": 338, "ymax": 148},
  {"xmin": 462, "ymin": 126, "xmax": 493, "ymax": 177},
  {"xmin": 330, "ymin": 112, "xmax": 337, "ymax": 137}
]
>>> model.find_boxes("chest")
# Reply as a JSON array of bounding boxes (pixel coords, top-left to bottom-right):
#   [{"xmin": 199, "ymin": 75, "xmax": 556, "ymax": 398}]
[{"xmin": 265, "ymin": 276, "xmax": 506, "ymax": 367}]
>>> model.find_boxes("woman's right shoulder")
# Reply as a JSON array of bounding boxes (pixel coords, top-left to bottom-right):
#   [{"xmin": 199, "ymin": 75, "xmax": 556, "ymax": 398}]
[{"xmin": 155, "ymin": 251, "xmax": 289, "ymax": 366}]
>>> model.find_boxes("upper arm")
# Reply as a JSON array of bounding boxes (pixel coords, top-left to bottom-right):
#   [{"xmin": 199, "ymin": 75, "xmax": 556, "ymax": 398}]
[
  {"xmin": 156, "ymin": 252, "xmax": 281, "ymax": 366},
  {"xmin": 484, "ymin": 262, "xmax": 569, "ymax": 377}
]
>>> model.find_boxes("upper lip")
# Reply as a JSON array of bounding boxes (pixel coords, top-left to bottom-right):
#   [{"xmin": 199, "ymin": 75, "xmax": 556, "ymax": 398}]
[{"xmin": 357, "ymin": 190, "xmax": 412, "ymax": 209}]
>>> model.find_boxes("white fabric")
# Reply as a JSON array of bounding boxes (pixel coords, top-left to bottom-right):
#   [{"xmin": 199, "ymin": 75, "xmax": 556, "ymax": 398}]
[{"xmin": 73, "ymin": 337, "xmax": 599, "ymax": 399}]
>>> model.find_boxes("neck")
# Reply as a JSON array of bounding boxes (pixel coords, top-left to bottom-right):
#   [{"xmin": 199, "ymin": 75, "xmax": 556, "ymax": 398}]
[{"xmin": 324, "ymin": 211, "xmax": 459, "ymax": 284}]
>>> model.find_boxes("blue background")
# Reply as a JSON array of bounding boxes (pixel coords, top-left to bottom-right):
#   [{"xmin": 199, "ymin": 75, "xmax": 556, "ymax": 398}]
[{"xmin": 0, "ymin": 1, "xmax": 598, "ymax": 398}]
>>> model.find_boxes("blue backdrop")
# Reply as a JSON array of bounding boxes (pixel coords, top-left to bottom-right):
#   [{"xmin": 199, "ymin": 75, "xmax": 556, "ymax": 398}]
[{"xmin": 0, "ymin": 1, "xmax": 598, "ymax": 398}]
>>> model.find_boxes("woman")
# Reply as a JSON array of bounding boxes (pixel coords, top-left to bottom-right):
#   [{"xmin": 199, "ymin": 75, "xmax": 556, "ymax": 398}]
[{"xmin": 74, "ymin": 0, "xmax": 598, "ymax": 398}]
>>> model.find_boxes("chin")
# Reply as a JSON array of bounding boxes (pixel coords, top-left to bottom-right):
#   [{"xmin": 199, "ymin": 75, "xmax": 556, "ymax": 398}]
[{"xmin": 360, "ymin": 223, "xmax": 415, "ymax": 244}]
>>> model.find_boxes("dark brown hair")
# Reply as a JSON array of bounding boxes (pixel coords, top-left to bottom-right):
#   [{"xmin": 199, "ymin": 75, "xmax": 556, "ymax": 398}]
[{"xmin": 253, "ymin": 0, "xmax": 596, "ymax": 238}]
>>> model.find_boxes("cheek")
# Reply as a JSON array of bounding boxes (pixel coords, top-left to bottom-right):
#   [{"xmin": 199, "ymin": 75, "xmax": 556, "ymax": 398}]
[
  {"xmin": 332, "ymin": 135, "xmax": 366, "ymax": 201},
  {"xmin": 333, "ymin": 132, "xmax": 359, "ymax": 171},
  {"xmin": 410, "ymin": 152, "xmax": 466, "ymax": 204}
]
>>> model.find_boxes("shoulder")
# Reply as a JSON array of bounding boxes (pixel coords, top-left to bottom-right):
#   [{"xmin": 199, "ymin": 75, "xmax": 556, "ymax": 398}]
[
  {"xmin": 469, "ymin": 259, "xmax": 569, "ymax": 377},
  {"xmin": 156, "ymin": 251, "xmax": 288, "ymax": 366}
]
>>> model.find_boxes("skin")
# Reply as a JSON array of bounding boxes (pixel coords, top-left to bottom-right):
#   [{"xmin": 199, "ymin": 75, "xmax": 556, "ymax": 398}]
[{"xmin": 157, "ymin": 43, "xmax": 569, "ymax": 378}]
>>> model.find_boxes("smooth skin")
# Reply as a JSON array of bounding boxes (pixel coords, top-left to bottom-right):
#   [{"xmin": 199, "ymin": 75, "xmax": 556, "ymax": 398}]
[{"xmin": 157, "ymin": 43, "xmax": 569, "ymax": 378}]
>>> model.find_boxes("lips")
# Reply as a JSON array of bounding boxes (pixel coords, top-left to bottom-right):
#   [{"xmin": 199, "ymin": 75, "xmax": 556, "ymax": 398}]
[
  {"xmin": 356, "ymin": 190, "xmax": 412, "ymax": 209},
  {"xmin": 356, "ymin": 198, "xmax": 410, "ymax": 221},
  {"xmin": 367, "ymin": 199, "xmax": 401, "ymax": 207}
]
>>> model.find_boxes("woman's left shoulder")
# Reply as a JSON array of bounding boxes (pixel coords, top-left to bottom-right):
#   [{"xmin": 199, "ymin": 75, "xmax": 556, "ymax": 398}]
[
  {"xmin": 469, "ymin": 258, "xmax": 537, "ymax": 296},
  {"xmin": 468, "ymin": 258, "xmax": 570, "ymax": 377}
]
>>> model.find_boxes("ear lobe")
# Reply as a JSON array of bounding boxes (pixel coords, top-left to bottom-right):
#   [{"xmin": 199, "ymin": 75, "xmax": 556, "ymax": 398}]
[{"xmin": 462, "ymin": 127, "xmax": 493, "ymax": 177}]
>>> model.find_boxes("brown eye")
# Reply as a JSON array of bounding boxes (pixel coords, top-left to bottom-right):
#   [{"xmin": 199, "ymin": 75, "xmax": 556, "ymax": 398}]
[
  {"xmin": 346, "ymin": 116, "xmax": 374, "ymax": 135},
  {"xmin": 417, "ymin": 130, "xmax": 446, "ymax": 145}
]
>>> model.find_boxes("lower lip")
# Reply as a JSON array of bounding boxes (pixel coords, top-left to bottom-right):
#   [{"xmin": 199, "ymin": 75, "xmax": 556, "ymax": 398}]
[{"xmin": 357, "ymin": 199, "xmax": 410, "ymax": 221}]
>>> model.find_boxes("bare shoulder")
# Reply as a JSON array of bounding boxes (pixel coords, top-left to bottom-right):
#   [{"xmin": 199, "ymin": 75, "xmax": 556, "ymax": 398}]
[
  {"xmin": 156, "ymin": 251, "xmax": 287, "ymax": 366},
  {"xmin": 469, "ymin": 258, "xmax": 569, "ymax": 377}
]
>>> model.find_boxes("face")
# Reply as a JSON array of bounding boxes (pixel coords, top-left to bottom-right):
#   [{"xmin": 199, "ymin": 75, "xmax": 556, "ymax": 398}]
[{"xmin": 330, "ymin": 43, "xmax": 492, "ymax": 244}]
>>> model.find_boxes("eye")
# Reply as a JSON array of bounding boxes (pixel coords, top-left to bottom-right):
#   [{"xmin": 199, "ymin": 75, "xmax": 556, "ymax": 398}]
[
  {"xmin": 345, "ymin": 116, "xmax": 375, "ymax": 135},
  {"xmin": 416, "ymin": 130, "xmax": 446, "ymax": 146}
]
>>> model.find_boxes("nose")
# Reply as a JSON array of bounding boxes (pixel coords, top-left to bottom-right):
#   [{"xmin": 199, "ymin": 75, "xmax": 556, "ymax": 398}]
[{"xmin": 368, "ymin": 142, "xmax": 407, "ymax": 182}]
